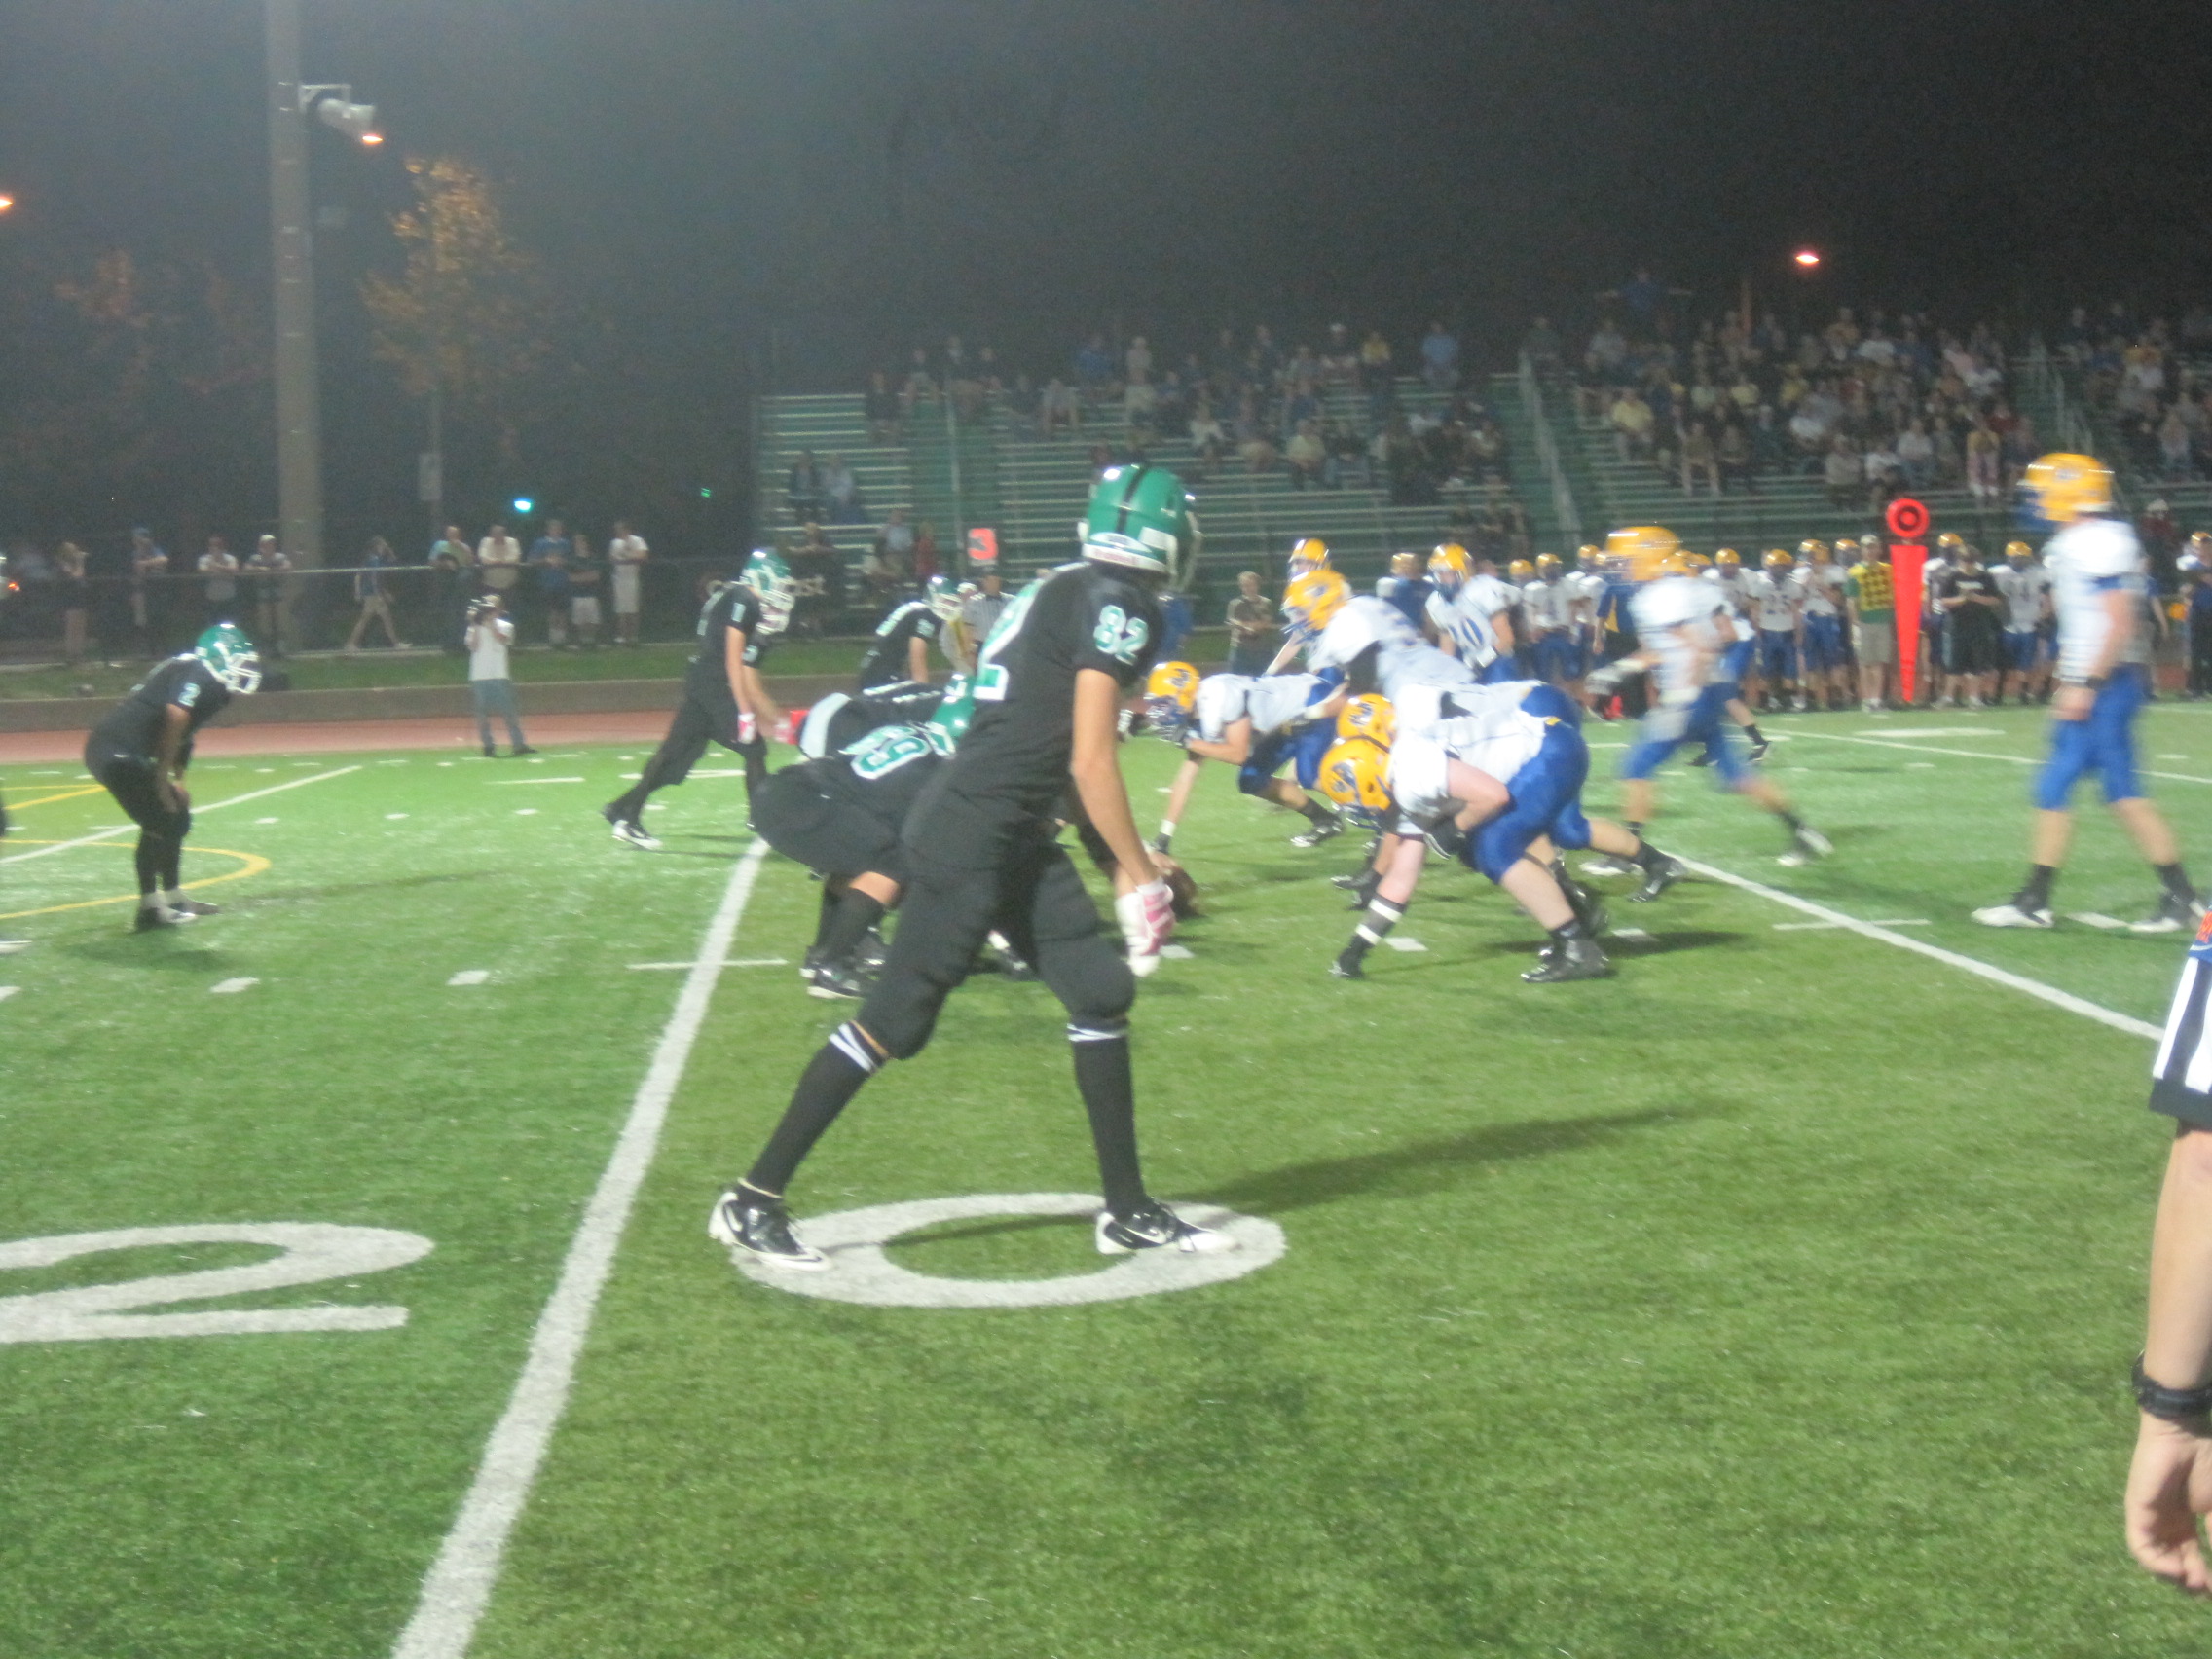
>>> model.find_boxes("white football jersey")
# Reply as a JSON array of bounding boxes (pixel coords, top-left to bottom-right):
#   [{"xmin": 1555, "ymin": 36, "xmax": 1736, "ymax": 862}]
[
  {"xmin": 1795, "ymin": 562, "xmax": 1845, "ymax": 617},
  {"xmin": 1994, "ymin": 562, "xmax": 2051, "ymax": 632},
  {"xmin": 1630, "ymin": 575, "xmax": 1728, "ymax": 695},
  {"xmin": 1389, "ymin": 693, "xmax": 1552, "ymax": 820},
  {"xmin": 1704, "ymin": 566, "xmax": 1752, "ymax": 618},
  {"xmin": 1312, "ymin": 596, "xmax": 1474, "ymax": 704},
  {"xmin": 1522, "ymin": 578, "xmax": 1580, "ymax": 632},
  {"xmin": 1747, "ymin": 570, "xmax": 1799, "ymax": 632},
  {"xmin": 2047, "ymin": 518, "xmax": 2148, "ymax": 676},
  {"xmin": 1195, "ymin": 671, "xmax": 1321, "ymax": 741},
  {"xmin": 1425, "ymin": 587, "xmax": 1500, "ymax": 667}
]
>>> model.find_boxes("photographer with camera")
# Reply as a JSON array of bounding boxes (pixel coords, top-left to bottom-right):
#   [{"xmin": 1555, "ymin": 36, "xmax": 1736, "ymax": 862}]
[{"xmin": 466, "ymin": 594, "xmax": 536, "ymax": 758}]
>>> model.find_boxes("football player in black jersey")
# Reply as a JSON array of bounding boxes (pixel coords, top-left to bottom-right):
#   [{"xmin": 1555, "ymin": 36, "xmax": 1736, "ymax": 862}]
[
  {"xmin": 84, "ymin": 624, "xmax": 262, "ymax": 931},
  {"xmin": 854, "ymin": 575, "xmax": 965, "ymax": 695},
  {"xmin": 602, "ymin": 551, "xmax": 796, "ymax": 850},
  {"xmin": 750, "ymin": 681, "xmax": 976, "ymax": 1000},
  {"xmin": 713, "ymin": 465, "xmax": 1235, "ymax": 1267}
]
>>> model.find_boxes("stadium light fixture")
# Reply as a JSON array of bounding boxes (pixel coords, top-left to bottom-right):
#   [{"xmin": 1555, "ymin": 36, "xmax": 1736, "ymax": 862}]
[
  {"xmin": 303, "ymin": 85, "xmax": 381, "ymax": 145},
  {"xmin": 512, "ymin": 497, "xmax": 535, "ymax": 516},
  {"xmin": 1792, "ymin": 248, "xmax": 1822, "ymax": 269},
  {"xmin": 0, "ymin": 194, "xmax": 14, "ymax": 214}
]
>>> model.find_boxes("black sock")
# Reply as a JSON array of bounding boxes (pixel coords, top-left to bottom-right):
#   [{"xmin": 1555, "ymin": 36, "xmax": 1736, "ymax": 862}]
[
  {"xmin": 2019, "ymin": 864, "xmax": 2057, "ymax": 907},
  {"xmin": 818, "ymin": 891, "xmax": 886, "ymax": 963},
  {"xmin": 159, "ymin": 840, "xmax": 182, "ymax": 891},
  {"xmin": 1745, "ymin": 723, "xmax": 1765, "ymax": 745},
  {"xmin": 1625, "ymin": 821, "xmax": 1644, "ymax": 840},
  {"xmin": 1629, "ymin": 837, "xmax": 1667, "ymax": 872},
  {"xmin": 745, "ymin": 1026, "xmax": 880, "ymax": 1195},
  {"xmin": 1069, "ymin": 1025, "xmax": 1147, "ymax": 1215},
  {"xmin": 2157, "ymin": 863, "xmax": 2196, "ymax": 904},
  {"xmin": 736, "ymin": 735, "xmax": 769, "ymax": 793},
  {"xmin": 811, "ymin": 884, "xmax": 842, "ymax": 953},
  {"xmin": 1298, "ymin": 795, "xmax": 1336, "ymax": 828},
  {"xmin": 1777, "ymin": 809, "xmax": 1804, "ymax": 836},
  {"xmin": 608, "ymin": 786, "xmax": 649, "ymax": 823},
  {"xmin": 135, "ymin": 838, "xmax": 163, "ymax": 900},
  {"xmin": 1549, "ymin": 915, "xmax": 1593, "ymax": 946}
]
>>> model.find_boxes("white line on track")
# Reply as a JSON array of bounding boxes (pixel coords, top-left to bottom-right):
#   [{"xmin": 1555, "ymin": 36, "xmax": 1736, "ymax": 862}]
[
  {"xmin": 1382, "ymin": 937, "xmax": 1427, "ymax": 952},
  {"xmin": 1788, "ymin": 726, "xmax": 2212, "ymax": 786},
  {"xmin": 0, "ymin": 986, "xmax": 17, "ymax": 1003},
  {"xmin": 1678, "ymin": 855, "xmax": 2161, "ymax": 1041},
  {"xmin": 1773, "ymin": 917, "xmax": 1929, "ymax": 930},
  {"xmin": 0, "ymin": 764, "xmax": 359, "ymax": 865},
  {"xmin": 447, "ymin": 970, "xmax": 491, "ymax": 987},
  {"xmin": 392, "ymin": 837, "xmax": 771, "ymax": 1659},
  {"xmin": 487, "ymin": 777, "xmax": 587, "ymax": 785},
  {"xmin": 209, "ymin": 977, "xmax": 258, "ymax": 995}
]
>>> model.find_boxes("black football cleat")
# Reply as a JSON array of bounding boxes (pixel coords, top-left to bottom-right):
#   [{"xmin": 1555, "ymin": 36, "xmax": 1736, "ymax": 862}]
[
  {"xmin": 1521, "ymin": 937, "xmax": 1614, "ymax": 983},
  {"xmin": 167, "ymin": 897, "xmax": 223, "ymax": 917},
  {"xmin": 1628, "ymin": 855, "xmax": 1687, "ymax": 903},
  {"xmin": 1094, "ymin": 1201, "xmax": 1238, "ymax": 1255},
  {"xmin": 1289, "ymin": 816, "xmax": 1344, "ymax": 849},
  {"xmin": 132, "ymin": 904, "xmax": 194, "ymax": 932},
  {"xmin": 708, "ymin": 1187, "xmax": 827, "ymax": 1270},
  {"xmin": 1329, "ymin": 946, "xmax": 1366, "ymax": 979},
  {"xmin": 806, "ymin": 959, "xmax": 873, "ymax": 1000}
]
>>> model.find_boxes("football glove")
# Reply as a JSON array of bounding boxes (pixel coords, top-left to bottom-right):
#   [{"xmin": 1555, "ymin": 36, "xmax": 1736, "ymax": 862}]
[{"xmin": 1116, "ymin": 878, "xmax": 1177, "ymax": 977}]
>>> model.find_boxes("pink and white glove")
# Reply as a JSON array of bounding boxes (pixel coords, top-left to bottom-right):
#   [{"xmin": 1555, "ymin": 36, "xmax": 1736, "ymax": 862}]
[{"xmin": 1116, "ymin": 878, "xmax": 1177, "ymax": 977}]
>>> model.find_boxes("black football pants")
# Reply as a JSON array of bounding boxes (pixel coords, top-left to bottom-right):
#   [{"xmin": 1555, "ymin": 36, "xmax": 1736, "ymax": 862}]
[
  {"xmin": 607, "ymin": 694, "xmax": 758, "ymax": 823},
  {"xmin": 85, "ymin": 744, "xmax": 190, "ymax": 897}
]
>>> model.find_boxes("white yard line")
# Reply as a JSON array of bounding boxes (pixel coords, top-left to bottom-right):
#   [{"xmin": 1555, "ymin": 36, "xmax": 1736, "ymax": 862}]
[
  {"xmin": 0, "ymin": 764, "xmax": 360, "ymax": 865},
  {"xmin": 391, "ymin": 838, "xmax": 771, "ymax": 1659},
  {"xmin": 625, "ymin": 956, "xmax": 787, "ymax": 972},
  {"xmin": 487, "ymin": 777, "xmax": 587, "ymax": 786},
  {"xmin": 1678, "ymin": 855, "xmax": 2161, "ymax": 1041},
  {"xmin": 1788, "ymin": 726, "xmax": 2212, "ymax": 786}
]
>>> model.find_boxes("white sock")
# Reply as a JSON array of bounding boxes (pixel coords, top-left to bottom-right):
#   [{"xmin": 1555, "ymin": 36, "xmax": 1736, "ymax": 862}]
[
  {"xmin": 141, "ymin": 894, "xmax": 167, "ymax": 911},
  {"xmin": 1157, "ymin": 819, "xmax": 1177, "ymax": 841},
  {"xmin": 165, "ymin": 888, "xmax": 189, "ymax": 906}
]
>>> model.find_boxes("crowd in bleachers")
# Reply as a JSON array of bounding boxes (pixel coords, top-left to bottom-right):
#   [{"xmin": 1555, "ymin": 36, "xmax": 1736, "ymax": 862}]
[
  {"xmin": 864, "ymin": 322, "xmax": 1519, "ymax": 509},
  {"xmin": 2060, "ymin": 303, "xmax": 2212, "ymax": 482},
  {"xmin": 1576, "ymin": 304, "xmax": 2039, "ymax": 514}
]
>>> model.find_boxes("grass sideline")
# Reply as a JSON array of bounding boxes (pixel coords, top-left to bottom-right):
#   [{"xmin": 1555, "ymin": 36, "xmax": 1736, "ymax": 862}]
[
  {"xmin": 2, "ymin": 702, "xmax": 2210, "ymax": 1657},
  {"xmin": 0, "ymin": 629, "xmax": 1235, "ymax": 702}
]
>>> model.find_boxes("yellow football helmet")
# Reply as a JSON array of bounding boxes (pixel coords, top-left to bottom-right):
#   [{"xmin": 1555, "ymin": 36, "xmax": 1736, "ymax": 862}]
[
  {"xmin": 1282, "ymin": 567, "xmax": 1350, "ymax": 633},
  {"xmin": 1681, "ymin": 551, "xmax": 1712, "ymax": 571},
  {"xmin": 1607, "ymin": 525, "xmax": 1686, "ymax": 583},
  {"xmin": 1428, "ymin": 541, "xmax": 1474, "ymax": 591},
  {"xmin": 1762, "ymin": 548, "xmax": 1794, "ymax": 571},
  {"xmin": 2022, "ymin": 452, "xmax": 2113, "ymax": 527},
  {"xmin": 1319, "ymin": 736, "xmax": 1392, "ymax": 826},
  {"xmin": 1714, "ymin": 548, "xmax": 1742, "ymax": 568},
  {"xmin": 1507, "ymin": 558, "xmax": 1535, "ymax": 582},
  {"xmin": 1144, "ymin": 660, "xmax": 1198, "ymax": 709},
  {"xmin": 1935, "ymin": 531, "xmax": 1966, "ymax": 553},
  {"xmin": 1389, "ymin": 550, "xmax": 1420, "ymax": 576},
  {"xmin": 1337, "ymin": 692, "xmax": 1396, "ymax": 748},
  {"xmin": 1575, "ymin": 543, "xmax": 1601, "ymax": 568},
  {"xmin": 1535, "ymin": 553, "xmax": 1563, "ymax": 577},
  {"xmin": 1141, "ymin": 661, "xmax": 1200, "ymax": 744},
  {"xmin": 1796, "ymin": 539, "xmax": 1829, "ymax": 562},
  {"xmin": 2190, "ymin": 531, "xmax": 2212, "ymax": 553},
  {"xmin": 1287, "ymin": 536, "xmax": 1332, "ymax": 576},
  {"xmin": 2003, "ymin": 539, "xmax": 2034, "ymax": 561}
]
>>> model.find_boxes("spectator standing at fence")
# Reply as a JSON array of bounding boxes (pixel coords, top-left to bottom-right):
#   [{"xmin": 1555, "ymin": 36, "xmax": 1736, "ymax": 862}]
[
  {"xmin": 197, "ymin": 535, "xmax": 240, "ymax": 627},
  {"xmin": 608, "ymin": 520, "xmax": 648, "ymax": 645},
  {"xmin": 2140, "ymin": 499, "xmax": 2184, "ymax": 590},
  {"xmin": 55, "ymin": 541, "xmax": 90, "ymax": 667},
  {"xmin": 954, "ymin": 567, "xmax": 1008, "ymax": 672},
  {"xmin": 477, "ymin": 523, "xmax": 522, "ymax": 603},
  {"xmin": 530, "ymin": 519, "xmax": 573, "ymax": 647},
  {"xmin": 465, "ymin": 594, "xmax": 535, "ymax": 758},
  {"xmin": 427, "ymin": 526, "xmax": 471, "ymax": 652},
  {"xmin": 1225, "ymin": 571, "xmax": 1276, "ymax": 674},
  {"xmin": 870, "ymin": 510, "xmax": 914, "ymax": 587},
  {"xmin": 1040, "ymin": 376, "xmax": 1080, "ymax": 436},
  {"xmin": 345, "ymin": 536, "xmax": 408, "ymax": 651},
  {"xmin": 129, "ymin": 527, "xmax": 168, "ymax": 656},
  {"xmin": 243, "ymin": 535, "xmax": 292, "ymax": 657},
  {"xmin": 567, "ymin": 531, "xmax": 605, "ymax": 647}
]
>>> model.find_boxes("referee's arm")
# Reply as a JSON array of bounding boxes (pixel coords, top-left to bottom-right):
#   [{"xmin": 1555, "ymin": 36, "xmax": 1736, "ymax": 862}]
[{"xmin": 2126, "ymin": 1124, "xmax": 2212, "ymax": 1596}]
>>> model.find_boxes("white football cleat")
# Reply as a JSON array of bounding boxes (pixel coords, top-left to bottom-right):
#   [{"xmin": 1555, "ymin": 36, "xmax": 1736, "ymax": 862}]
[
  {"xmin": 609, "ymin": 818, "xmax": 662, "ymax": 852},
  {"xmin": 1095, "ymin": 1202, "xmax": 1238, "ymax": 1255},
  {"xmin": 1972, "ymin": 901, "xmax": 2054, "ymax": 930}
]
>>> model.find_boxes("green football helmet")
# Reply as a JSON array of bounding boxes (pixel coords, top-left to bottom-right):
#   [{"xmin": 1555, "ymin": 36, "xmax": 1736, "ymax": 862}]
[
  {"xmin": 742, "ymin": 548, "xmax": 797, "ymax": 635},
  {"xmin": 194, "ymin": 623, "xmax": 262, "ymax": 694},
  {"xmin": 1079, "ymin": 463, "xmax": 1198, "ymax": 580},
  {"xmin": 925, "ymin": 673, "xmax": 977, "ymax": 753}
]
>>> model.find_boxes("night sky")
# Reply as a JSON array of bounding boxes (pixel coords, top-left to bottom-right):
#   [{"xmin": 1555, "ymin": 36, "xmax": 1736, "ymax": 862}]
[{"xmin": 3, "ymin": 0, "xmax": 2211, "ymax": 536}]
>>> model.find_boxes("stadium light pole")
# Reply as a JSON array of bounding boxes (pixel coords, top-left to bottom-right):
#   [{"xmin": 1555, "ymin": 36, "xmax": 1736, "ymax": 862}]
[{"xmin": 264, "ymin": 0, "xmax": 380, "ymax": 568}]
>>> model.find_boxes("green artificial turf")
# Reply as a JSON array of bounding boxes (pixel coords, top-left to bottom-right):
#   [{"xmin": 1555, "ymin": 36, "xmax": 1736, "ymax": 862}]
[
  {"xmin": 0, "ymin": 629, "xmax": 1233, "ymax": 702},
  {"xmin": 4, "ymin": 702, "xmax": 2212, "ymax": 1657}
]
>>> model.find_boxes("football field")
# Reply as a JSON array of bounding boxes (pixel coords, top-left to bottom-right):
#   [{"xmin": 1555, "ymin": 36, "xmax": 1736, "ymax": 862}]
[{"xmin": 5, "ymin": 705, "xmax": 2212, "ymax": 1658}]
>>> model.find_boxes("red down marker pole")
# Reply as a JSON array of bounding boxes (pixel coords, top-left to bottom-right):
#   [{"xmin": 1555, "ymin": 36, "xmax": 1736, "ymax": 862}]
[{"xmin": 1886, "ymin": 497, "xmax": 1930, "ymax": 706}]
